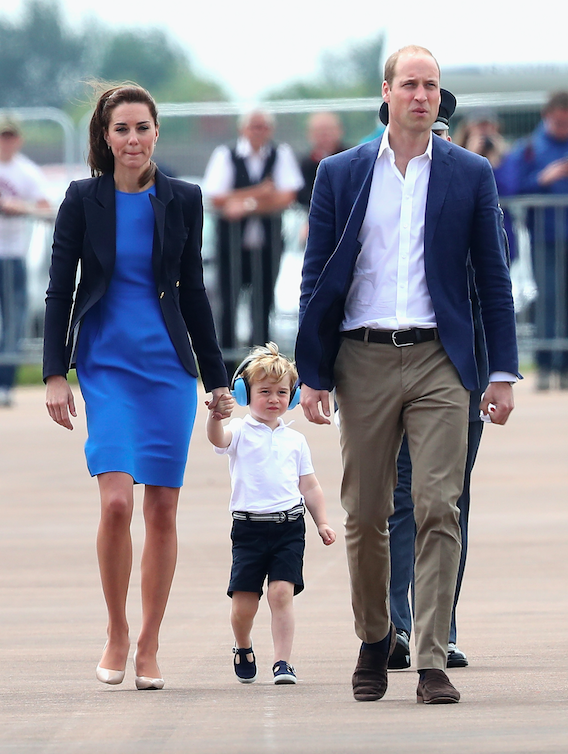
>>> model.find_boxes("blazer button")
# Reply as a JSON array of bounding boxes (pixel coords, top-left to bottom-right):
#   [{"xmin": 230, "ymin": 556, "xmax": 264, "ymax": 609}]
[
  {"xmin": 176, "ymin": 280, "xmax": 180, "ymax": 287},
  {"xmin": 159, "ymin": 291, "xmax": 165, "ymax": 299}
]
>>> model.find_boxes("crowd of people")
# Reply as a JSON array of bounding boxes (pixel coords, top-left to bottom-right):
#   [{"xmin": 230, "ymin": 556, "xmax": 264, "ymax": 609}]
[
  {"xmin": 0, "ymin": 42, "xmax": 564, "ymax": 703},
  {"xmin": 201, "ymin": 89, "xmax": 568, "ymax": 389}
]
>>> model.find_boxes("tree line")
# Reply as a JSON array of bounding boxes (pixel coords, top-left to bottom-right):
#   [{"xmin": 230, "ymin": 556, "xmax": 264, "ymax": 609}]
[
  {"xmin": 0, "ymin": 1, "xmax": 385, "ymax": 116},
  {"xmin": 0, "ymin": 0, "xmax": 229, "ymax": 112}
]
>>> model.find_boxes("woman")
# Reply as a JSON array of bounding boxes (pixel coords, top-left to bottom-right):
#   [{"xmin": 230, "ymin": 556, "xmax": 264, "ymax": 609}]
[{"xmin": 44, "ymin": 84, "xmax": 229, "ymax": 690}]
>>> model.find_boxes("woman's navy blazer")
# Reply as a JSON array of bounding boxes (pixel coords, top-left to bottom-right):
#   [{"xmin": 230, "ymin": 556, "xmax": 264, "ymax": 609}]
[{"xmin": 43, "ymin": 169, "xmax": 227, "ymax": 392}]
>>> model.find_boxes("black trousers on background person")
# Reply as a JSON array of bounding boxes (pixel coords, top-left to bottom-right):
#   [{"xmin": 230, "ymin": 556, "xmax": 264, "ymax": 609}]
[{"xmin": 217, "ymin": 216, "xmax": 282, "ymax": 368}]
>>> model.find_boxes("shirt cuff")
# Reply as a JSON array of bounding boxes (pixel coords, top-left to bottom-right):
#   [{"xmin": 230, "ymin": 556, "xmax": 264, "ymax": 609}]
[{"xmin": 488, "ymin": 371, "xmax": 518, "ymax": 383}]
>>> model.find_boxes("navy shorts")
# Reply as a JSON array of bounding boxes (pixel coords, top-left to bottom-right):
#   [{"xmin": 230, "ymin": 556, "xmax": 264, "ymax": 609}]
[{"xmin": 228, "ymin": 516, "xmax": 306, "ymax": 597}]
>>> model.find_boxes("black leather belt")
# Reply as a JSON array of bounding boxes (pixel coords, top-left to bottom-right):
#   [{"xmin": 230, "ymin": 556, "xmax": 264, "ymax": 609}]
[
  {"xmin": 342, "ymin": 327, "xmax": 438, "ymax": 347},
  {"xmin": 232, "ymin": 503, "xmax": 305, "ymax": 523}
]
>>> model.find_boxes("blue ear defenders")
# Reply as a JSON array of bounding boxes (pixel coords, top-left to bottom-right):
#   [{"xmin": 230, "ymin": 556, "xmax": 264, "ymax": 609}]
[{"xmin": 230, "ymin": 351, "xmax": 300, "ymax": 410}]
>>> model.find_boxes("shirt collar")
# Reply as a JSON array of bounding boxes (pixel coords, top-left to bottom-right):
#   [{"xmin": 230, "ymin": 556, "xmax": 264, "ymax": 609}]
[
  {"xmin": 377, "ymin": 125, "xmax": 434, "ymax": 164},
  {"xmin": 235, "ymin": 136, "xmax": 271, "ymax": 160},
  {"xmin": 243, "ymin": 413, "xmax": 292, "ymax": 430}
]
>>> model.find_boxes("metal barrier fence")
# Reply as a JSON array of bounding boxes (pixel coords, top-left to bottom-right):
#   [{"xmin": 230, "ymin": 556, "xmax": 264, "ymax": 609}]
[
  {"xmin": 501, "ymin": 195, "xmax": 568, "ymax": 368},
  {"xmin": 2, "ymin": 92, "xmax": 567, "ymax": 374},
  {"xmin": 0, "ymin": 216, "xmax": 54, "ymax": 368},
  {"xmin": 5, "ymin": 196, "xmax": 567, "ymax": 374}
]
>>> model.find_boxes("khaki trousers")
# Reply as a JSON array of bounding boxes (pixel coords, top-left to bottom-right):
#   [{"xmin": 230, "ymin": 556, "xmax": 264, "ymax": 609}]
[{"xmin": 335, "ymin": 336, "xmax": 470, "ymax": 670}]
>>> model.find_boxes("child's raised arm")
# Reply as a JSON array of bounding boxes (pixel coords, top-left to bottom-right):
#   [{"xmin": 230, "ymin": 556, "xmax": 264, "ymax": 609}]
[
  {"xmin": 299, "ymin": 473, "xmax": 336, "ymax": 545},
  {"xmin": 206, "ymin": 393, "xmax": 235, "ymax": 448}
]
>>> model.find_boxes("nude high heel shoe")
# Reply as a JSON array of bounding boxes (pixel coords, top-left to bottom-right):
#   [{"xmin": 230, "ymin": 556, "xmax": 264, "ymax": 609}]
[
  {"xmin": 133, "ymin": 650, "xmax": 164, "ymax": 690},
  {"xmin": 96, "ymin": 642, "xmax": 126, "ymax": 685}
]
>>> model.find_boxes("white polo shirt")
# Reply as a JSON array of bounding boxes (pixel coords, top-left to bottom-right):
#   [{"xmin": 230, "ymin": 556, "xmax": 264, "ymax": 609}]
[{"xmin": 215, "ymin": 414, "xmax": 314, "ymax": 513}]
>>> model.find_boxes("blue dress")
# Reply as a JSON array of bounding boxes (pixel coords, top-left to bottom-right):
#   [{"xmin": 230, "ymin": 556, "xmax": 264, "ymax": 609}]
[{"xmin": 76, "ymin": 187, "xmax": 197, "ymax": 487}]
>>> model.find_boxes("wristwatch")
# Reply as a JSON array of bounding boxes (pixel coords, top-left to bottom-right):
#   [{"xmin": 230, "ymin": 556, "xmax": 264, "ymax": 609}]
[{"xmin": 243, "ymin": 197, "xmax": 258, "ymax": 213}]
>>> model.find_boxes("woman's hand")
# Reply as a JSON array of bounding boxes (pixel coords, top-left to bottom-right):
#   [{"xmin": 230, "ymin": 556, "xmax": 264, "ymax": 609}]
[
  {"xmin": 205, "ymin": 387, "xmax": 233, "ymax": 420},
  {"xmin": 45, "ymin": 375, "xmax": 77, "ymax": 430}
]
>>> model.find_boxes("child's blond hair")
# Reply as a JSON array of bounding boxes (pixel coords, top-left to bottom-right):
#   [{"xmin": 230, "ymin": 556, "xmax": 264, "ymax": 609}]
[{"xmin": 242, "ymin": 342, "xmax": 298, "ymax": 390}]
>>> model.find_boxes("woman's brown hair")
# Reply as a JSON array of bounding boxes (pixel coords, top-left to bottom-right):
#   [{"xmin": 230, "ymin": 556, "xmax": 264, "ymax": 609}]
[{"xmin": 88, "ymin": 83, "xmax": 159, "ymax": 189}]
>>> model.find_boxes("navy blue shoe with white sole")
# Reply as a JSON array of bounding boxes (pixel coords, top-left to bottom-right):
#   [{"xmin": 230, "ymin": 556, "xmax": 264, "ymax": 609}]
[
  {"xmin": 272, "ymin": 660, "xmax": 297, "ymax": 684},
  {"xmin": 233, "ymin": 646, "xmax": 257, "ymax": 683}
]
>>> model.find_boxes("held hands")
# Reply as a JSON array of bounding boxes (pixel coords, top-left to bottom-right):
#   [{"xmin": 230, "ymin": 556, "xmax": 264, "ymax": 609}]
[
  {"xmin": 318, "ymin": 524, "xmax": 336, "ymax": 546},
  {"xmin": 45, "ymin": 375, "xmax": 77, "ymax": 430},
  {"xmin": 479, "ymin": 382, "xmax": 514, "ymax": 425},
  {"xmin": 206, "ymin": 388, "xmax": 234, "ymax": 421}
]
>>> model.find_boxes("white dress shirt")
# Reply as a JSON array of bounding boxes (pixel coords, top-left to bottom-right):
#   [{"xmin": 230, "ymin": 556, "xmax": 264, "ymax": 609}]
[
  {"xmin": 341, "ymin": 128, "xmax": 516, "ymax": 385},
  {"xmin": 202, "ymin": 137, "xmax": 303, "ymax": 197},
  {"xmin": 342, "ymin": 127, "xmax": 436, "ymax": 332},
  {"xmin": 202, "ymin": 137, "xmax": 303, "ymax": 249}
]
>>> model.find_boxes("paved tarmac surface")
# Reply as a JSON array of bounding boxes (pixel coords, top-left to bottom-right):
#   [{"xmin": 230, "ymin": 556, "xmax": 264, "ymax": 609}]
[{"xmin": 1, "ymin": 376, "xmax": 567, "ymax": 753}]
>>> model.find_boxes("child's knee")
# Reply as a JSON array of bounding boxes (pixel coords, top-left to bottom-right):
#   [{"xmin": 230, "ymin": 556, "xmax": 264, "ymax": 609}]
[
  {"xmin": 231, "ymin": 591, "xmax": 260, "ymax": 617},
  {"xmin": 267, "ymin": 580, "xmax": 294, "ymax": 608}
]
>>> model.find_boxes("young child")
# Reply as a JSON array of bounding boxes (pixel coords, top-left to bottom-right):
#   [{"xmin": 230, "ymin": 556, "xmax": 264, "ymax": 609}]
[{"xmin": 206, "ymin": 342, "xmax": 336, "ymax": 685}]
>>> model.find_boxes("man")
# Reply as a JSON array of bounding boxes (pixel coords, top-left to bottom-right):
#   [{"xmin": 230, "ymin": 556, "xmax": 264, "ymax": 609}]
[
  {"xmin": 297, "ymin": 112, "xmax": 348, "ymax": 209},
  {"xmin": 503, "ymin": 91, "xmax": 568, "ymax": 390},
  {"xmin": 295, "ymin": 45, "xmax": 518, "ymax": 705},
  {"xmin": 384, "ymin": 90, "xmax": 487, "ymax": 672},
  {"xmin": 0, "ymin": 115, "xmax": 50, "ymax": 406},
  {"xmin": 203, "ymin": 110, "xmax": 303, "ymax": 363}
]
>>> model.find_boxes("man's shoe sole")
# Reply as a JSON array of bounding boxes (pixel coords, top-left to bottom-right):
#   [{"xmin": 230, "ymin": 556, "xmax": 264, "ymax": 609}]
[{"xmin": 417, "ymin": 692, "xmax": 460, "ymax": 704}]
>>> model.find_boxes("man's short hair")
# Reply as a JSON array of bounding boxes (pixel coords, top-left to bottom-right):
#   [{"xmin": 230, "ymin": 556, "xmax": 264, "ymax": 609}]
[
  {"xmin": 543, "ymin": 91, "xmax": 568, "ymax": 116},
  {"xmin": 243, "ymin": 342, "xmax": 298, "ymax": 389},
  {"xmin": 383, "ymin": 45, "xmax": 440, "ymax": 86},
  {"xmin": 0, "ymin": 114, "xmax": 22, "ymax": 137},
  {"xmin": 238, "ymin": 109, "xmax": 276, "ymax": 131}
]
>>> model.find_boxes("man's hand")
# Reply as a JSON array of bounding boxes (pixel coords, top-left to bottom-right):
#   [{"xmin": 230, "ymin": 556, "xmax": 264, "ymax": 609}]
[
  {"xmin": 222, "ymin": 196, "xmax": 251, "ymax": 221},
  {"xmin": 538, "ymin": 158, "xmax": 568, "ymax": 187},
  {"xmin": 479, "ymin": 381, "xmax": 514, "ymax": 425},
  {"xmin": 300, "ymin": 384, "xmax": 332, "ymax": 425}
]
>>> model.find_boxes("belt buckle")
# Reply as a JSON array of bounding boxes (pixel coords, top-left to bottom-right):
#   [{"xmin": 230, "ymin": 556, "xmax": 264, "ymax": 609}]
[
  {"xmin": 391, "ymin": 329, "xmax": 413, "ymax": 347},
  {"xmin": 278, "ymin": 511, "xmax": 286, "ymax": 523}
]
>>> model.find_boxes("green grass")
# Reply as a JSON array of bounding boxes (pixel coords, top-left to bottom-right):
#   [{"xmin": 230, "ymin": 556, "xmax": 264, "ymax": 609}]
[
  {"xmin": 16, "ymin": 360, "xmax": 534, "ymax": 386},
  {"xmin": 17, "ymin": 365, "xmax": 78, "ymax": 385}
]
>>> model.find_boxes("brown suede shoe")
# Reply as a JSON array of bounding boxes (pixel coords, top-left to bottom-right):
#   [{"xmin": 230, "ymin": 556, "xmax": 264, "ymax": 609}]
[
  {"xmin": 352, "ymin": 623, "xmax": 397, "ymax": 701},
  {"xmin": 416, "ymin": 669, "xmax": 460, "ymax": 704}
]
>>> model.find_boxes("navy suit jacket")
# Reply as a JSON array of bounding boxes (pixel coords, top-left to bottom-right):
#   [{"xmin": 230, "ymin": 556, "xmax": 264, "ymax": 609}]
[
  {"xmin": 43, "ymin": 169, "xmax": 227, "ymax": 392},
  {"xmin": 295, "ymin": 135, "xmax": 518, "ymax": 392}
]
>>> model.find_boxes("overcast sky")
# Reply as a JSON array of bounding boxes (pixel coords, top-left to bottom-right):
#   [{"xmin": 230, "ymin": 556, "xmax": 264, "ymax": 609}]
[{"xmin": 8, "ymin": 0, "xmax": 568, "ymax": 100}]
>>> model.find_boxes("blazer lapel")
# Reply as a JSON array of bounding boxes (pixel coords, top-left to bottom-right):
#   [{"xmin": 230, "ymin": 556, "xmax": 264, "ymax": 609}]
[
  {"xmin": 84, "ymin": 173, "xmax": 116, "ymax": 287},
  {"xmin": 149, "ymin": 170, "xmax": 174, "ymax": 283},
  {"xmin": 313, "ymin": 141, "xmax": 379, "ymax": 296},
  {"xmin": 339, "ymin": 140, "xmax": 380, "ymax": 250},
  {"xmin": 424, "ymin": 139, "xmax": 455, "ymax": 256}
]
